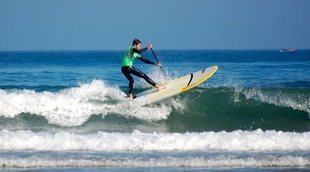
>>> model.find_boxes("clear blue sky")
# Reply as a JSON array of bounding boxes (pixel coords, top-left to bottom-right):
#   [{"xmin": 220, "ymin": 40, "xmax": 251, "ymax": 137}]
[{"xmin": 1, "ymin": 0, "xmax": 309, "ymax": 50}]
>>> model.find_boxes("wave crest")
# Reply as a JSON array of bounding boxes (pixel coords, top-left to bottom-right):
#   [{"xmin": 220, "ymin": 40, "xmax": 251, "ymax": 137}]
[{"xmin": 0, "ymin": 80, "xmax": 183, "ymax": 126}]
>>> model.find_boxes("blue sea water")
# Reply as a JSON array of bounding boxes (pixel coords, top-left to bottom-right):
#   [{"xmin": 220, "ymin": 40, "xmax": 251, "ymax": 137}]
[{"xmin": 0, "ymin": 50, "xmax": 309, "ymax": 171}]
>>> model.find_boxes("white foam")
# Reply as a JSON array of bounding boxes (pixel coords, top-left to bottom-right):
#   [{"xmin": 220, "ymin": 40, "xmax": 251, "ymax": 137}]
[
  {"xmin": 0, "ymin": 155, "xmax": 309, "ymax": 168},
  {"xmin": 0, "ymin": 80, "xmax": 182, "ymax": 126},
  {"xmin": 242, "ymin": 88, "xmax": 310, "ymax": 115},
  {"xmin": 0, "ymin": 129, "xmax": 309, "ymax": 152}
]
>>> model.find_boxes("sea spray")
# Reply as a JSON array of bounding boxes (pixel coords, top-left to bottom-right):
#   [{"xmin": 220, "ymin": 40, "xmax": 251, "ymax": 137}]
[
  {"xmin": 0, "ymin": 80, "xmax": 184, "ymax": 126},
  {"xmin": 0, "ymin": 129, "xmax": 309, "ymax": 151}
]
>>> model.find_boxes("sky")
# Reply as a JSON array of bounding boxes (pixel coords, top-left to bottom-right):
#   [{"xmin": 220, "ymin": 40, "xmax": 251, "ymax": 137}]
[{"xmin": 0, "ymin": 0, "xmax": 310, "ymax": 50}]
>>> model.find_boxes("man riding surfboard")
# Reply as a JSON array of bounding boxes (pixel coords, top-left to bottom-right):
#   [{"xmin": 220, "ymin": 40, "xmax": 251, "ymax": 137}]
[{"xmin": 121, "ymin": 39, "xmax": 164, "ymax": 99}]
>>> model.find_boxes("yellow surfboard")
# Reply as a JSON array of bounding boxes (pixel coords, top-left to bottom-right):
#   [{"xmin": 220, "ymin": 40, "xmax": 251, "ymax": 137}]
[{"xmin": 135, "ymin": 65, "xmax": 218, "ymax": 104}]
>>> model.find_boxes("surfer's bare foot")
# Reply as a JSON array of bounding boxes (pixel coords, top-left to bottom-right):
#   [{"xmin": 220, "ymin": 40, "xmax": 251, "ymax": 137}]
[
  {"xmin": 127, "ymin": 94, "xmax": 133, "ymax": 99},
  {"xmin": 155, "ymin": 84, "xmax": 165, "ymax": 91}
]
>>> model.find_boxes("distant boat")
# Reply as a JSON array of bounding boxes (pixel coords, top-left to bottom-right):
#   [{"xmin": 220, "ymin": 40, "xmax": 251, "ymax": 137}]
[{"xmin": 279, "ymin": 48, "xmax": 296, "ymax": 53}]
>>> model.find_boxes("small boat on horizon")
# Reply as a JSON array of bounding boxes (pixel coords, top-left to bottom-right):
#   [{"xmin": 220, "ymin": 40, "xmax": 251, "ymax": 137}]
[{"xmin": 279, "ymin": 48, "xmax": 296, "ymax": 53}]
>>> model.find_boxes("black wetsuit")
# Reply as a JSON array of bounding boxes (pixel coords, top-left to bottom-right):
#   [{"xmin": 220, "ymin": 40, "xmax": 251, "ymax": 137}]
[{"xmin": 121, "ymin": 46, "xmax": 157, "ymax": 95}]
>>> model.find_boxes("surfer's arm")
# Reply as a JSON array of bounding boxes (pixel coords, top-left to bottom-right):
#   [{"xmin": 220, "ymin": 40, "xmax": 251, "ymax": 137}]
[
  {"xmin": 139, "ymin": 47, "xmax": 148, "ymax": 53},
  {"xmin": 138, "ymin": 57, "xmax": 156, "ymax": 65},
  {"xmin": 133, "ymin": 46, "xmax": 148, "ymax": 54},
  {"xmin": 139, "ymin": 44, "xmax": 152, "ymax": 53}
]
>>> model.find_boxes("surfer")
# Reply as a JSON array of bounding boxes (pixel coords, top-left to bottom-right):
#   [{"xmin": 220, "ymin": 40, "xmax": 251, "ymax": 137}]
[{"xmin": 121, "ymin": 39, "xmax": 164, "ymax": 99}]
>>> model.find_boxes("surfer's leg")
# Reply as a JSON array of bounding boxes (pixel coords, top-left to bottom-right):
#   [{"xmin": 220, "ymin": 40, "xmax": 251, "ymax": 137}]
[
  {"xmin": 130, "ymin": 67, "xmax": 156, "ymax": 87},
  {"xmin": 121, "ymin": 67, "xmax": 134, "ymax": 96}
]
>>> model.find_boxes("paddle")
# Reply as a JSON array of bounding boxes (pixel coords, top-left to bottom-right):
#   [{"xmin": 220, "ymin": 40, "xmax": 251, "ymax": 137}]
[{"xmin": 150, "ymin": 48, "xmax": 165, "ymax": 75}]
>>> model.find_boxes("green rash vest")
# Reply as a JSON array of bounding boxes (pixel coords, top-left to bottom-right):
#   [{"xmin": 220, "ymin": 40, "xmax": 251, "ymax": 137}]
[{"xmin": 121, "ymin": 46, "xmax": 141, "ymax": 67}]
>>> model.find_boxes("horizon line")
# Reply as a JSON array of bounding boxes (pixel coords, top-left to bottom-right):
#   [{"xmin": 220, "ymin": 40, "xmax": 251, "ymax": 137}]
[{"xmin": 0, "ymin": 48, "xmax": 309, "ymax": 52}]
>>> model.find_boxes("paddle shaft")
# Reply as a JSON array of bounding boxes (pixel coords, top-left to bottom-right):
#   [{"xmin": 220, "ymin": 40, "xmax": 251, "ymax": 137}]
[{"xmin": 150, "ymin": 48, "xmax": 165, "ymax": 75}]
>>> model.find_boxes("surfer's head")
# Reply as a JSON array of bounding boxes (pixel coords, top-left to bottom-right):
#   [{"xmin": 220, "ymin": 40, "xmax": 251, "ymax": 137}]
[{"xmin": 132, "ymin": 39, "xmax": 142, "ymax": 50}]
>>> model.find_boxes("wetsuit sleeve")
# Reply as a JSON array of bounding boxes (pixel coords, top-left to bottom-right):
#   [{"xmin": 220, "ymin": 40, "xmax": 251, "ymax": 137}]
[
  {"xmin": 139, "ymin": 47, "xmax": 148, "ymax": 53},
  {"xmin": 138, "ymin": 57, "xmax": 156, "ymax": 65}
]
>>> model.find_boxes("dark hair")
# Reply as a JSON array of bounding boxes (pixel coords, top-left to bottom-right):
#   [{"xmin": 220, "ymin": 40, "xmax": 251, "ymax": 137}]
[{"xmin": 132, "ymin": 39, "xmax": 141, "ymax": 46}]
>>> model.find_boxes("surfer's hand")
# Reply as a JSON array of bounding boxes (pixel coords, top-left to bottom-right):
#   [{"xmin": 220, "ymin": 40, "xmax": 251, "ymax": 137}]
[{"xmin": 147, "ymin": 44, "xmax": 153, "ymax": 49}]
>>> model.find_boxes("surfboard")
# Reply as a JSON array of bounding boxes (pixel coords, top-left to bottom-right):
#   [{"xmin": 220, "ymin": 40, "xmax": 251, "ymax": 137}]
[{"xmin": 134, "ymin": 65, "xmax": 218, "ymax": 104}]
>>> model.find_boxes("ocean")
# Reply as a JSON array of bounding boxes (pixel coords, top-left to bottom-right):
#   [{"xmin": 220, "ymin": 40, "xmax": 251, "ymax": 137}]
[{"xmin": 0, "ymin": 50, "xmax": 309, "ymax": 171}]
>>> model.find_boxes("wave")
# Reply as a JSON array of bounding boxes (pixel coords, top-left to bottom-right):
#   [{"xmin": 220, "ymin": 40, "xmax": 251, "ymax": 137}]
[
  {"xmin": 1, "ymin": 129, "xmax": 310, "ymax": 168},
  {"xmin": 0, "ymin": 80, "xmax": 183, "ymax": 127},
  {"xmin": 0, "ymin": 129, "xmax": 309, "ymax": 152},
  {"xmin": 0, "ymin": 152, "xmax": 309, "ymax": 168},
  {"xmin": 240, "ymin": 87, "xmax": 309, "ymax": 114},
  {"xmin": 0, "ymin": 80, "xmax": 309, "ymax": 132},
  {"xmin": 169, "ymin": 86, "xmax": 309, "ymax": 132}
]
